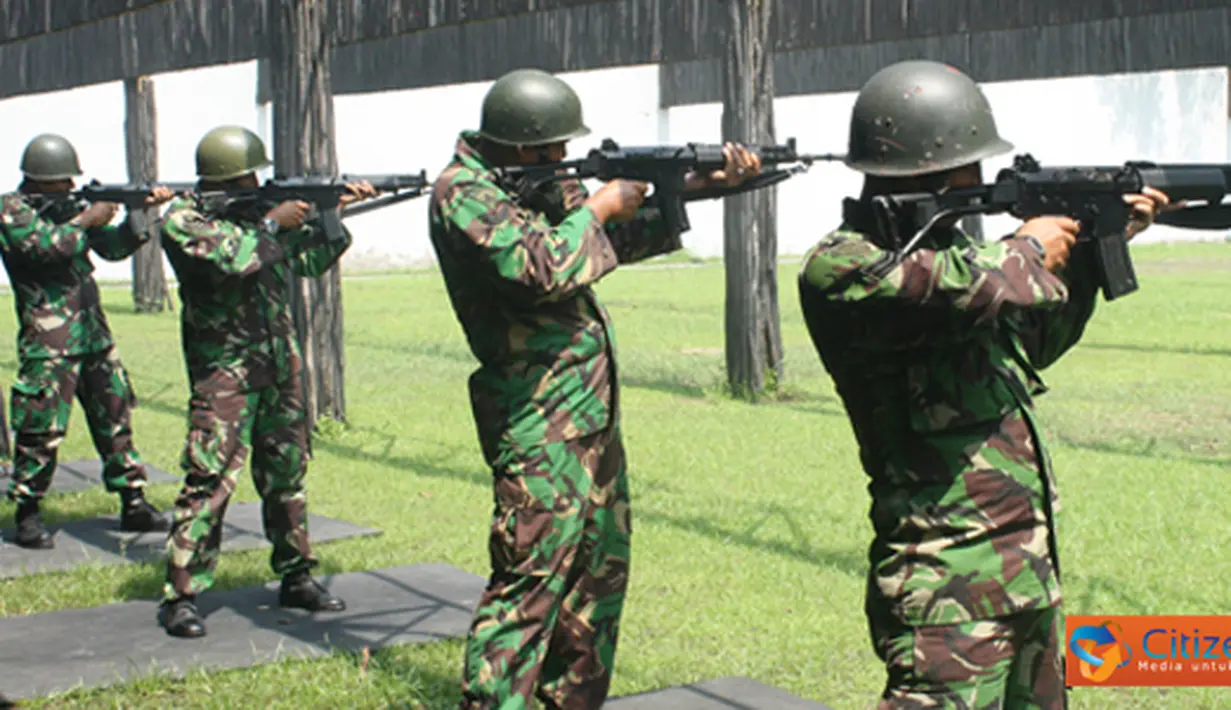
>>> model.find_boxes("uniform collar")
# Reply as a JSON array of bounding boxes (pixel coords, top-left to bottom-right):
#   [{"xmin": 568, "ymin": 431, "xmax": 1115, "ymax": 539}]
[{"xmin": 453, "ymin": 131, "xmax": 494, "ymax": 173}]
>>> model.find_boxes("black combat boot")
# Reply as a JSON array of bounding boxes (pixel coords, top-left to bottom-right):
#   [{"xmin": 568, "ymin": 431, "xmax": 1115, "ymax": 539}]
[
  {"xmin": 119, "ymin": 489, "xmax": 170, "ymax": 533},
  {"xmin": 14, "ymin": 499, "xmax": 54, "ymax": 549},
  {"xmin": 279, "ymin": 570, "xmax": 347, "ymax": 612},
  {"xmin": 159, "ymin": 596, "xmax": 206, "ymax": 638}
]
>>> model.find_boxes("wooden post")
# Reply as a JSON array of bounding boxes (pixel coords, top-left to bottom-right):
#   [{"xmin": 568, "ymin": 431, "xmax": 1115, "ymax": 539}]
[
  {"xmin": 720, "ymin": 0, "xmax": 782, "ymax": 400},
  {"xmin": 268, "ymin": 0, "xmax": 347, "ymax": 425},
  {"xmin": 124, "ymin": 75, "xmax": 170, "ymax": 313}
]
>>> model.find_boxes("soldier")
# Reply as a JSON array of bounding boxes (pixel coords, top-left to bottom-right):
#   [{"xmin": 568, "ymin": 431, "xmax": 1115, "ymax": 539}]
[
  {"xmin": 429, "ymin": 67, "xmax": 762, "ymax": 710},
  {"xmin": 0, "ymin": 133, "xmax": 173, "ymax": 549},
  {"xmin": 797, "ymin": 60, "xmax": 1171, "ymax": 709},
  {"xmin": 156, "ymin": 125, "xmax": 377, "ymax": 638}
]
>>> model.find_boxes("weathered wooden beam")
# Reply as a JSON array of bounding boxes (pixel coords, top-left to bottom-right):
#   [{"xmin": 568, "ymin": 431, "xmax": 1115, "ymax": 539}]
[
  {"xmin": 661, "ymin": 7, "xmax": 1231, "ymax": 106},
  {"xmin": 269, "ymin": 0, "xmax": 347, "ymax": 425},
  {"xmin": 0, "ymin": 0, "xmax": 265, "ymax": 99},
  {"xmin": 329, "ymin": 0, "xmax": 666, "ymax": 96},
  {"xmin": 123, "ymin": 75, "xmax": 170, "ymax": 314},
  {"xmin": 0, "ymin": 0, "xmax": 621, "ymax": 100},
  {"xmin": 721, "ymin": 0, "xmax": 781, "ymax": 401},
  {"xmin": 324, "ymin": 0, "xmax": 623, "ymax": 46},
  {"xmin": 2, "ymin": 0, "xmax": 1224, "ymax": 101},
  {"xmin": 0, "ymin": 0, "xmax": 166, "ymax": 43},
  {"xmin": 0, "ymin": 0, "xmax": 617, "ymax": 45}
]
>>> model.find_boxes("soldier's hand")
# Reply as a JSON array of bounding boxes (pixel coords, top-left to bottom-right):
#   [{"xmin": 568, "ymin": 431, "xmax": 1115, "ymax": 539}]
[
  {"xmin": 587, "ymin": 179, "xmax": 649, "ymax": 223},
  {"xmin": 338, "ymin": 181, "xmax": 378, "ymax": 207},
  {"xmin": 708, "ymin": 142, "xmax": 762, "ymax": 188},
  {"xmin": 1016, "ymin": 216, "xmax": 1079, "ymax": 273},
  {"xmin": 74, "ymin": 202, "xmax": 119, "ymax": 229},
  {"xmin": 1124, "ymin": 186, "xmax": 1172, "ymax": 241},
  {"xmin": 144, "ymin": 186, "xmax": 177, "ymax": 207},
  {"xmin": 266, "ymin": 200, "xmax": 310, "ymax": 229}
]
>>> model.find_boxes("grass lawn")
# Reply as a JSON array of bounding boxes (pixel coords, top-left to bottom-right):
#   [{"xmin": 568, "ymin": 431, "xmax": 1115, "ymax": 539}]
[{"xmin": 1, "ymin": 241, "xmax": 1229, "ymax": 709}]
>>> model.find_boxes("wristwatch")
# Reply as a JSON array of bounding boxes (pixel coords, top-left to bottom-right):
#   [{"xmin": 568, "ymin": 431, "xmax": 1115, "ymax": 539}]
[{"xmin": 259, "ymin": 217, "xmax": 280, "ymax": 236}]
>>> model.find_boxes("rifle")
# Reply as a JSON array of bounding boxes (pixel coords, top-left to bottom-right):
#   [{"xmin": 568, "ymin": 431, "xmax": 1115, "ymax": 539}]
[
  {"xmin": 865, "ymin": 154, "xmax": 1230, "ymax": 301},
  {"xmin": 495, "ymin": 137, "xmax": 844, "ymax": 238},
  {"xmin": 66, "ymin": 173, "xmax": 431, "ymax": 243}
]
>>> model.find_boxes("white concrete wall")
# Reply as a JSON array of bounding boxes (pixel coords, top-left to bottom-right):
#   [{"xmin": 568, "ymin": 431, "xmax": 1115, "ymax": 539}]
[{"xmin": 0, "ymin": 62, "xmax": 1225, "ymax": 285}]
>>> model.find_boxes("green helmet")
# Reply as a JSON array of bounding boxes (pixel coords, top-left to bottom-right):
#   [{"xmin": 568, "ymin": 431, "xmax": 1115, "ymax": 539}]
[
  {"xmin": 20, "ymin": 133, "xmax": 83, "ymax": 181},
  {"xmin": 478, "ymin": 68, "xmax": 591, "ymax": 146},
  {"xmin": 845, "ymin": 59, "xmax": 1013, "ymax": 177},
  {"xmin": 195, "ymin": 125, "xmax": 271, "ymax": 181}
]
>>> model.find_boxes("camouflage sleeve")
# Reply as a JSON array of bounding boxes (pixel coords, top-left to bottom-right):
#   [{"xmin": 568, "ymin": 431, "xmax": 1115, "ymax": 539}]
[
  {"xmin": 160, "ymin": 206, "xmax": 287, "ymax": 278},
  {"xmin": 558, "ymin": 176, "xmax": 589, "ymax": 213},
  {"xmin": 88, "ymin": 217, "xmax": 150, "ymax": 261},
  {"xmin": 282, "ymin": 218, "xmax": 350, "ymax": 277},
  {"xmin": 0, "ymin": 197, "xmax": 89, "ymax": 263},
  {"xmin": 436, "ymin": 174, "xmax": 619, "ymax": 302},
  {"xmin": 604, "ymin": 207, "xmax": 678, "ymax": 264},
  {"xmin": 801, "ymin": 233, "xmax": 1070, "ymax": 325},
  {"xmin": 1014, "ymin": 242, "xmax": 1101, "ymax": 369},
  {"xmin": 558, "ymin": 178, "xmax": 679, "ymax": 264}
]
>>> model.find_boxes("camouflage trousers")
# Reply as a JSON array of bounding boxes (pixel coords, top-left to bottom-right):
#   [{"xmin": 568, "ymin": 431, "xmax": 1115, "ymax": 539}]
[
  {"xmin": 5, "ymin": 348, "xmax": 147, "ymax": 505},
  {"xmin": 460, "ymin": 427, "xmax": 631, "ymax": 710},
  {"xmin": 870, "ymin": 600, "xmax": 1066, "ymax": 710},
  {"xmin": 163, "ymin": 361, "xmax": 317, "ymax": 601}
]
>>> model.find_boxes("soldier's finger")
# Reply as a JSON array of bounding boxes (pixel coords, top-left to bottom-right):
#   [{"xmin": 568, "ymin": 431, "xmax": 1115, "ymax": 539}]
[
  {"xmin": 1141, "ymin": 186, "xmax": 1171, "ymax": 206},
  {"xmin": 738, "ymin": 148, "xmax": 758, "ymax": 173}
]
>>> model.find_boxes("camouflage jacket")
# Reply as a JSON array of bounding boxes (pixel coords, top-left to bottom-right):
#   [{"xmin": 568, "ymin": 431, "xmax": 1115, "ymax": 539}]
[
  {"xmin": 429, "ymin": 131, "xmax": 677, "ymax": 467},
  {"xmin": 0, "ymin": 191, "xmax": 150, "ymax": 360},
  {"xmin": 798, "ymin": 208, "xmax": 1099, "ymax": 626},
  {"xmin": 160, "ymin": 195, "xmax": 349, "ymax": 388}
]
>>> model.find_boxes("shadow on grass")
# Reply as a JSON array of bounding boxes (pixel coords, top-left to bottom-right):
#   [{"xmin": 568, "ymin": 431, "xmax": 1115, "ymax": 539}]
[
  {"xmin": 1053, "ymin": 434, "xmax": 1230, "ymax": 469},
  {"xmin": 621, "ymin": 374, "xmax": 709, "ymax": 399},
  {"xmin": 348, "ymin": 339, "xmax": 477, "ymax": 367},
  {"xmin": 1065, "ymin": 573, "xmax": 1227, "ymax": 618},
  {"xmin": 1081, "ymin": 342, "xmax": 1231, "ymax": 358},
  {"xmin": 124, "ymin": 379, "xmax": 865, "ymax": 587},
  {"xmin": 315, "ymin": 428, "xmax": 867, "ymax": 580},
  {"xmin": 637, "ymin": 502, "xmax": 868, "ymax": 579},
  {"xmin": 600, "ymin": 298, "xmax": 720, "ymax": 318}
]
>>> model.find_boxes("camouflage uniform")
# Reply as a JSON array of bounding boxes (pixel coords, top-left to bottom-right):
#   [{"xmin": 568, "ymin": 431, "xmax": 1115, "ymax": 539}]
[
  {"xmin": 798, "ymin": 211, "xmax": 1100, "ymax": 710},
  {"xmin": 430, "ymin": 131, "xmax": 676, "ymax": 710},
  {"xmin": 158, "ymin": 195, "xmax": 347, "ymax": 600},
  {"xmin": 0, "ymin": 192, "xmax": 152, "ymax": 504}
]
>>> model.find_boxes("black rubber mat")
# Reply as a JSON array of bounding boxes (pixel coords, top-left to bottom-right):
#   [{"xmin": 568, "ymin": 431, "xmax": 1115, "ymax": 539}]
[
  {"xmin": 0, "ymin": 500, "xmax": 381, "ymax": 578},
  {"xmin": 0, "ymin": 458, "xmax": 179, "ymax": 493},
  {"xmin": 606, "ymin": 677, "xmax": 836, "ymax": 709},
  {"xmin": 0, "ymin": 562, "xmax": 484, "ymax": 700}
]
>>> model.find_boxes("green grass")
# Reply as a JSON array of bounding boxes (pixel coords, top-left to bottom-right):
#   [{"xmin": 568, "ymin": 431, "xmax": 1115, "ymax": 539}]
[{"xmin": 1, "ymin": 242, "xmax": 1230, "ymax": 709}]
